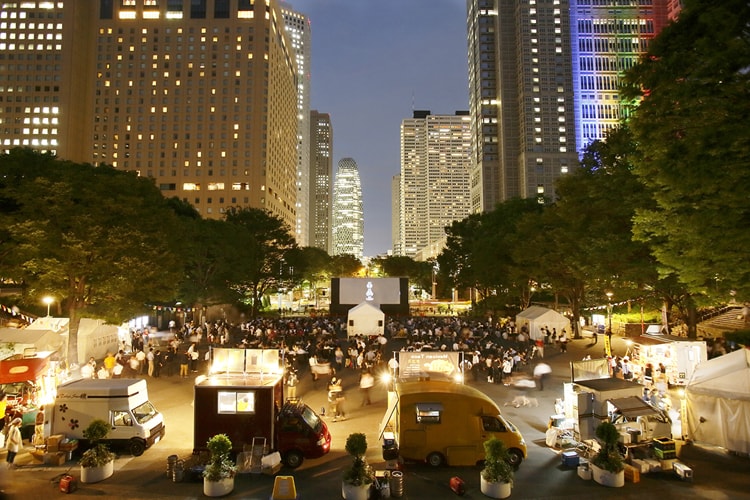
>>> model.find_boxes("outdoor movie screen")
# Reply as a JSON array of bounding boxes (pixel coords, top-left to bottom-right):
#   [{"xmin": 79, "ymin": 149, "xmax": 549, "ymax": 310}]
[{"xmin": 337, "ymin": 277, "xmax": 402, "ymax": 305}]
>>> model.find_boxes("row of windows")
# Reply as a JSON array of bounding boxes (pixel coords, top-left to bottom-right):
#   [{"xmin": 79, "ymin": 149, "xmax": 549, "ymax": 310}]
[
  {"xmin": 579, "ymin": 55, "xmax": 638, "ymax": 72},
  {"xmin": 577, "ymin": 19, "xmax": 655, "ymax": 35},
  {"xmin": 578, "ymin": 37, "xmax": 650, "ymax": 52}
]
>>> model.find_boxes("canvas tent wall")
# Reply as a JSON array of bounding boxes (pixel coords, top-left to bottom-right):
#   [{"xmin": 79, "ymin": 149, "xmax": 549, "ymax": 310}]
[
  {"xmin": 516, "ymin": 306, "xmax": 571, "ymax": 341},
  {"xmin": 346, "ymin": 301, "xmax": 385, "ymax": 337},
  {"xmin": 0, "ymin": 328, "xmax": 67, "ymax": 360},
  {"xmin": 685, "ymin": 348, "xmax": 750, "ymax": 455}
]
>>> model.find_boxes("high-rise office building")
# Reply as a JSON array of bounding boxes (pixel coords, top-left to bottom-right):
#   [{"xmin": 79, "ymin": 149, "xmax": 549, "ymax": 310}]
[
  {"xmin": 391, "ymin": 175, "xmax": 402, "ymax": 257},
  {"xmin": 467, "ymin": 0, "xmax": 579, "ymax": 211},
  {"xmin": 309, "ymin": 110, "xmax": 333, "ymax": 254},
  {"xmin": 331, "ymin": 157, "xmax": 364, "ymax": 260},
  {"xmin": 0, "ymin": 0, "xmax": 299, "ymax": 231},
  {"xmin": 398, "ymin": 110, "xmax": 472, "ymax": 259},
  {"xmin": 281, "ymin": 3, "xmax": 311, "ymax": 246},
  {"xmin": 571, "ymin": 0, "xmax": 670, "ymax": 151}
]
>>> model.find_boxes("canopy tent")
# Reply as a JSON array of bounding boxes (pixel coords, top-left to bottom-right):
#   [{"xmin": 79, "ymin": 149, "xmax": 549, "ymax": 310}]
[
  {"xmin": 346, "ymin": 301, "xmax": 385, "ymax": 337},
  {"xmin": 515, "ymin": 305, "xmax": 571, "ymax": 341},
  {"xmin": 685, "ymin": 348, "xmax": 750, "ymax": 455},
  {"xmin": 0, "ymin": 328, "xmax": 67, "ymax": 360}
]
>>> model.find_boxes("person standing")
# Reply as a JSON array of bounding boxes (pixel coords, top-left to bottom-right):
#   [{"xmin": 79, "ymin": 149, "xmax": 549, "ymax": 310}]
[
  {"xmin": 179, "ymin": 350, "xmax": 190, "ymax": 378},
  {"xmin": 147, "ymin": 348, "xmax": 155, "ymax": 377},
  {"xmin": 6, "ymin": 417, "xmax": 22, "ymax": 468},
  {"xmin": 135, "ymin": 349, "xmax": 146, "ymax": 376},
  {"xmin": 359, "ymin": 370, "xmax": 374, "ymax": 406}
]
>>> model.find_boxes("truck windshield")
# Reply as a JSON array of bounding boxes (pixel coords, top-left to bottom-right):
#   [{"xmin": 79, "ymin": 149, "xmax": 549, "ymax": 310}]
[
  {"xmin": 132, "ymin": 401, "xmax": 158, "ymax": 425},
  {"xmin": 298, "ymin": 405, "xmax": 322, "ymax": 433}
]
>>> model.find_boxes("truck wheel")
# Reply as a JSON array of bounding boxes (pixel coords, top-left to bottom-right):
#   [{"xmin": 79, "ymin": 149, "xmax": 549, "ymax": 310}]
[
  {"xmin": 129, "ymin": 438, "xmax": 146, "ymax": 457},
  {"xmin": 283, "ymin": 450, "xmax": 304, "ymax": 469},
  {"xmin": 426, "ymin": 452, "xmax": 444, "ymax": 467},
  {"xmin": 507, "ymin": 448, "xmax": 523, "ymax": 468}
]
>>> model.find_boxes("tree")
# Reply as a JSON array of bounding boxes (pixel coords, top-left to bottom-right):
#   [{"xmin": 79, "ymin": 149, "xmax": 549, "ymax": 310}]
[
  {"xmin": 622, "ymin": 0, "xmax": 750, "ymax": 300},
  {"xmin": 370, "ymin": 255, "xmax": 433, "ymax": 295},
  {"xmin": 0, "ymin": 149, "xmax": 181, "ymax": 364},
  {"xmin": 223, "ymin": 207, "xmax": 296, "ymax": 316},
  {"xmin": 328, "ymin": 254, "xmax": 363, "ymax": 277}
]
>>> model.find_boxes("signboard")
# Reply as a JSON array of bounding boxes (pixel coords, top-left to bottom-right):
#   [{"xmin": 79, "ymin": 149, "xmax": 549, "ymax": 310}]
[{"xmin": 398, "ymin": 351, "xmax": 461, "ymax": 382}]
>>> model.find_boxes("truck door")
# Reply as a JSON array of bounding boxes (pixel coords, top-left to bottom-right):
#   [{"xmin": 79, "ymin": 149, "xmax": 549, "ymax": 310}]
[{"xmin": 109, "ymin": 410, "xmax": 136, "ymax": 441}]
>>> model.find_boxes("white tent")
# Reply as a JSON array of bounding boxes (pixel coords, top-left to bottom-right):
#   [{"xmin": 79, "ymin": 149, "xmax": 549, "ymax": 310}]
[
  {"xmin": 346, "ymin": 301, "xmax": 384, "ymax": 337},
  {"xmin": 685, "ymin": 348, "xmax": 750, "ymax": 455},
  {"xmin": 0, "ymin": 327, "xmax": 67, "ymax": 359},
  {"xmin": 515, "ymin": 305, "xmax": 571, "ymax": 341}
]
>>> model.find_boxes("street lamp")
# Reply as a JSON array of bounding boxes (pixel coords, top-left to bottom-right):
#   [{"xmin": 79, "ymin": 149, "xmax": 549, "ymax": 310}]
[
  {"xmin": 605, "ymin": 292, "xmax": 613, "ymax": 333},
  {"xmin": 42, "ymin": 296, "xmax": 54, "ymax": 317}
]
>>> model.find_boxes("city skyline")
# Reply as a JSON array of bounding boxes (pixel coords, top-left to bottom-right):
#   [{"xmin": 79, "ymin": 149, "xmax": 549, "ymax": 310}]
[{"xmin": 289, "ymin": 0, "xmax": 469, "ymax": 256}]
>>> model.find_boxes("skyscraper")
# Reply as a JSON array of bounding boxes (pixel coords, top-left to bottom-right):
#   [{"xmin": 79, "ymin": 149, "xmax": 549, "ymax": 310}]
[
  {"xmin": 309, "ymin": 110, "xmax": 333, "ymax": 253},
  {"xmin": 0, "ymin": 0, "xmax": 299, "ymax": 231},
  {"xmin": 466, "ymin": 0, "xmax": 578, "ymax": 210},
  {"xmin": 281, "ymin": 3, "xmax": 312, "ymax": 246},
  {"xmin": 398, "ymin": 110, "xmax": 472, "ymax": 259},
  {"xmin": 332, "ymin": 157, "xmax": 364, "ymax": 259},
  {"xmin": 571, "ymin": 0, "xmax": 670, "ymax": 151}
]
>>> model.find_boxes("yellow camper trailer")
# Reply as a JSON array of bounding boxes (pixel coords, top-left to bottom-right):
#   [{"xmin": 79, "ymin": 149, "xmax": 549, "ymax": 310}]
[{"xmin": 379, "ymin": 380, "xmax": 526, "ymax": 467}]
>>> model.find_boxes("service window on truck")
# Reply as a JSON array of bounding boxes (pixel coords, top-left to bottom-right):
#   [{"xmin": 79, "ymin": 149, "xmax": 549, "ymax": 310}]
[
  {"xmin": 217, "ymin": 391, "xmax": 255, "ymax": 414},
  {"xmin": 415, "ymin": 403, "xmax": 443, "ymax": 424}
]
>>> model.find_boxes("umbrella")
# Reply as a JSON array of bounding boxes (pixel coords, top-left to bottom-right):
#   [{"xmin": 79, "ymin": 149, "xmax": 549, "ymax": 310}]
[{"xmin": 533, "ymin": 363, "xmax": 552, "ymax": 377}]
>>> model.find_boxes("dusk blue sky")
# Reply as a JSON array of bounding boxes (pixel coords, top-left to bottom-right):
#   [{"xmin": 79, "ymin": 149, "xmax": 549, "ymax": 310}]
[{"xmin": 289, "ymin": 0, "xmax": 469, "ymax": 256}]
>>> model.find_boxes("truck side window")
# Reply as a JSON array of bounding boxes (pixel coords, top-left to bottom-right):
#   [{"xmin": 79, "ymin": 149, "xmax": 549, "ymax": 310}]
[
  {"xmin": 113, "ymin": 410, "xmax": 133, "ymax": 427},
  {"xmin": 415, "ymin": 403, "xmax": 442, "ymax": 424},
  {"xmin": 482, "ymin": 416, "xmax": 506, "ymax": 433}
]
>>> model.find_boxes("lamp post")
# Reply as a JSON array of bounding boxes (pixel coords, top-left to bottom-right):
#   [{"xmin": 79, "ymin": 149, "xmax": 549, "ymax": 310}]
[
  {"xmin": 42, "ymin": 296, "xmax": 54, "ymax": 317},
  {"xmin": 605, "ymin": 292, "xmax": 613, "ymax": 334}
]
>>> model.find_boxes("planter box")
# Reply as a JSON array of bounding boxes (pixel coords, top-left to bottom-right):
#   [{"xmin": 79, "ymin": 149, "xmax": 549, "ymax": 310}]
[
  {"xmin": 591, "ymin": 463, "xmax": 625, "ymax": 488},
  {"xmin": 80, "ymin": 460, "xmax": 115, "ymax": 483}
]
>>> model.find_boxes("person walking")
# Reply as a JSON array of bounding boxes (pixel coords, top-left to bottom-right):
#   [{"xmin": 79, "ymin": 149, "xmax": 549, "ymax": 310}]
[
  {"xmin": 5, "ymin": 417, "xmax": 22, "ymax": 469},
  {"xmin": 147, "ymin": 348, "xmax": 155, "ymax": 377}
]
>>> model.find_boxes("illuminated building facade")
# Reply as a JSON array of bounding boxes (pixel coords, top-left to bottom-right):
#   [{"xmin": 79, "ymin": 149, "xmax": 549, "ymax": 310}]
[
  {"xmin": 466, "ymin": 0, "xmax": 578, "ymax": 211},
  {"xmin": 0, "ymin": 0, "xmax": 299, "ymax": 230},
  {"xmin": 309, "ymin": 110, "xmax": 332, "ymax": 253},
  {"xmin": 399, "ymin": 110, "xmax": 471, "ymax": 259},
  {"xmin": 331, "ymin": 157, "xmax": 364, "ymax": 259}
]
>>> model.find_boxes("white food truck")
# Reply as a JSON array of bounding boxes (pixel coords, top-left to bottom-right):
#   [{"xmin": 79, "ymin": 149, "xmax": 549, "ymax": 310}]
[{"xmin": 49, "ymin": 378, "xmax": 165, "ymax": 456}]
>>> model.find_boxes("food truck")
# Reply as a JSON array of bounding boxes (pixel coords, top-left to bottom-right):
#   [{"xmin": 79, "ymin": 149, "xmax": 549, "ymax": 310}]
[
  {"xmin": 50, "ymin": 378, "xmax": 165, "ymax": 456},
  {"xmin": 0, "ymin": 350, "xmax": 60, "ymax": 439},
  {"xmin": 561, "ymin": 359, "xmax": 671, "ymax": 443},
  {"xmin": 194, "ymin": 348, "xmax": 331, "ymax": 469},
  {"xmin": 629, "ymin": 334, "xmax": 707, "ymax": 386},
  {"xmin": 378, "ymin": 380, "xmax": 527, "ymax": 467}
]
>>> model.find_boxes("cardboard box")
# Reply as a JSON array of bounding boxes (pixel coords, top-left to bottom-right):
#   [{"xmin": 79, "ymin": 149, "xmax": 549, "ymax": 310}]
[
  {"xmin": 624, "ymin": 463, "xmax": 641, "ymax": 483},
  {"xmin": 262, "ymin": 462, "xmax": 283, "ymax": 476},
  {"xmin": 46, "ymin": 434, "xmax": 65, "ymax": 452},
  {"xmin": 561, "ymin": 451, "xmax": 579, "ymax": 467},
  {"xmin": 43, "ymin": 452, "xmax": 67, "ymax": 466}
]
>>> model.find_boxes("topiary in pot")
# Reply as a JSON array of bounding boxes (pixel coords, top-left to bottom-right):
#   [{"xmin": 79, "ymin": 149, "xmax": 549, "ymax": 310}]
[
  {"xmin": 481, "ymin": 437, "xmax": 514, "ymax": 484},
  {"xmin": 79, "ymin": 419, "xmax": 116, "ymax": 468},
  {"xmin": 591, "ymin": 421, "xmax": 624, "ymax": 474},
  {"xmin": 480, "ymin": 437, "xmax": 514, "ymax": 498},
  {"xmin": 342, "ymin": 432, "xmax": 375, "ymax": 487},
  {"xmin": 203, "ymin": 433, "xmax": 237, "ymax": 482}
]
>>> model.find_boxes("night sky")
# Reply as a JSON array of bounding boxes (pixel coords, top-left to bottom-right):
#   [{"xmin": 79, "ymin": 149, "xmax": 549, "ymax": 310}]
[{"xmin": 289, "ymin": 0, "xmax": 469, "ymax": 256}]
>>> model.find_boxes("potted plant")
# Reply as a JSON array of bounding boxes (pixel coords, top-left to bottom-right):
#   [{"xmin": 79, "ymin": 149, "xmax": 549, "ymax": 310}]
[
  {"xmin": 341, "ymin": 432, "xmax": 375, "ymax": 500},
  {"xmin": 480, "ymin": 437, "xmax": 514, "ymax": 499},
  {"xmin": 203, "ymin": 434, "xmax": 237, "ymax": 497},
  {"xmin": 590, "ymin": 422, "xmax": 625, "ymax": 487},
  {"xmin": 79, "ymin": 419, "xmax": 116, "ymax": 483}
]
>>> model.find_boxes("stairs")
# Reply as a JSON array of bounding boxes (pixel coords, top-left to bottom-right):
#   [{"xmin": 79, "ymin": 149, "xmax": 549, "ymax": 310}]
[{"xmin": 697, "ymin": 306, "xmax": 747, "ymax": 338}]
